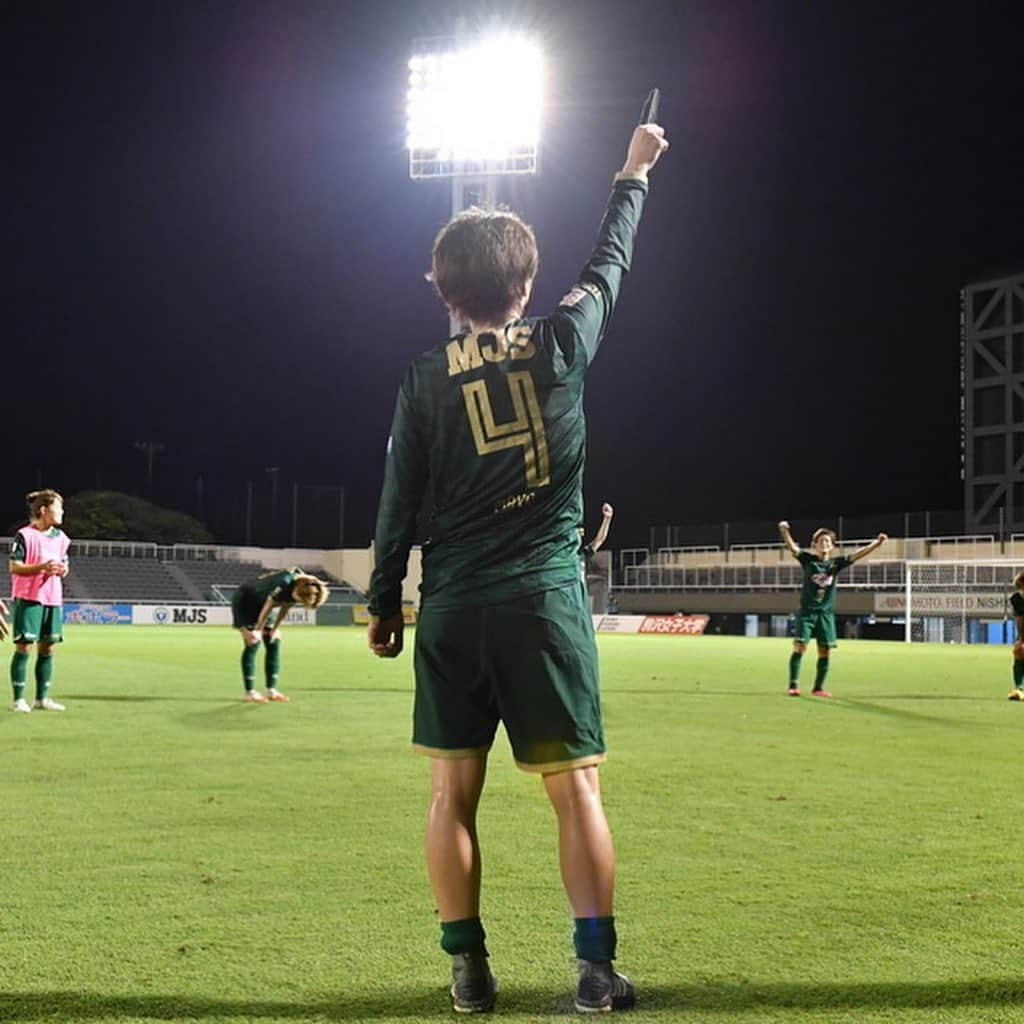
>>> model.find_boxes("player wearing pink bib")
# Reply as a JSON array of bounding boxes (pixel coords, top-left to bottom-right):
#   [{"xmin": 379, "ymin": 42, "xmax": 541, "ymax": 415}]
[{"xmin": 9, "ymin": 490, "xmax": 70, "ymax": 713}]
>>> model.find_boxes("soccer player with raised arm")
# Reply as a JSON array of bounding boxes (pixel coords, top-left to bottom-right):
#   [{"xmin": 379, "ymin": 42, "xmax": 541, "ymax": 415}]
[
  {"xmin": 230, "ymin": 568, "xmax": 329, "ymax": 702},
  {"xmin": 9, "ymin": 489, "xmax": 71, "ymax": 712},
  {"xmin": 778, "ymin": 521, "xmax": 887, "ymax": 697},
  {"xmin": 581, "ymin": 501, "xmax": 615, "ymax": 577},
  {"xmin": 1007, "ymin": 570, "xmax": 1024, "ymax": 700},
  {"xmin": 366, "ymin": 120, "xmax": 668, "ymax": 1014}
]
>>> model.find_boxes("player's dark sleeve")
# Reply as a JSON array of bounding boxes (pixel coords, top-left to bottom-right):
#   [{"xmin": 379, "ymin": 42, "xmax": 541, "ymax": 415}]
[
  {"xmin": 835, "ymin": 555, "xmax": 854, "ymax": 573},
  {"xmin": 545, "ymin": 176, "xmax": 649, "ymax": 369},
  {"xmin": 368, "ymin": 369, "xmax": 429, "ymax": 619}
]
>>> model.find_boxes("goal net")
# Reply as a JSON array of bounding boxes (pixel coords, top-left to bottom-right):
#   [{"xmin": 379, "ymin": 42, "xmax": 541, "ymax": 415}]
[{"xmin": 904, "ymin": 559, "xmax": 1020, "ymax": 643}]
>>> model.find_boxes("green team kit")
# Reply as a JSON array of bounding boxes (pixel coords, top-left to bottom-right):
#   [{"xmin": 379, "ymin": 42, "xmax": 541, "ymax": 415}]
[
  {"xmin": 369, "ymin": 175, "xmax": 648, "ymax": 769},
  {"xmin": 230, "ymin": 568, "xmax": 301, "ymax": 629},
  {"xmin": 792, "ymin": 550, "xmax": 853, "ymax": 647}
]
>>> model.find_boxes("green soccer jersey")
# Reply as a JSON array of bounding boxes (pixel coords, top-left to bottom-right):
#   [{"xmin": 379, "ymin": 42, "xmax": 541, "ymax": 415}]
[
  {"xmin": 795, "ymin": 551, "xmax": 853, "ymax": 614},
  {"xmin": 239, "ymin": 568, "xmax": 299, "ymax": 607},
  {"xmin": 368, "ymin": 176, "xmax": 649, "ymax": 617}
]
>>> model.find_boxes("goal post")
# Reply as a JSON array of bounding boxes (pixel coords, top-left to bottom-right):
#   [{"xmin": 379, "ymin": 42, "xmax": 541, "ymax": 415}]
[{"xmin": 904, "ymin": 559, "xmax": 1021, "ymax": 643}]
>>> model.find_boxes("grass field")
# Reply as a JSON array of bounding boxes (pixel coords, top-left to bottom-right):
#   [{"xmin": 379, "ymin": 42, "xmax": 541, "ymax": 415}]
[{"xmin": 1, "ymin": 626, "xmax": 1021, "ymax": 1024}]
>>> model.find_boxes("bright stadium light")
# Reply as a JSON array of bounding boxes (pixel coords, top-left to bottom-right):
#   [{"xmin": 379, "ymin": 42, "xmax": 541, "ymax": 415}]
[{"xmin": 406, "ymin": 33, "xmax": 543, "ymax": 179}]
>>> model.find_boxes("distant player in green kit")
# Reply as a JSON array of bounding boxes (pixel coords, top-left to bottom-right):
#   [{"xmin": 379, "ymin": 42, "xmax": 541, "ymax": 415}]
[
  {"xmin": 9, "ymin": 489, "xmax": 71, "ymax": 712},
  {"xmin": 778, "ymin": 521, "xmax": 887, "ymax": 697},
  {"xmin": 1007, "ymin": 570, "xmax": 1024, "ymax": 700},
  {"xmin": 231, "ymin": 568, "xmax": 329, "ymax": 702},
  {"xmin": 367, "ymin": 119, "xmax": 669, "ymax": 1014}
]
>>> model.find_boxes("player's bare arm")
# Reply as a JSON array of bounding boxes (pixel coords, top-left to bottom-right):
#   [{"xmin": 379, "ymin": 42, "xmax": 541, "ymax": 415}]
[
  {"xmin": 368, "ymin": 613, "xmax": 404, "ymax": 658},
  {"xmin": 777, "ymin": 520, "xmax": 800, "ymax": 557},
  {"xmin": 849, "ymin": 532, "xmax": 888, "ymax": 563},
  {"xmin": 589, "ymin": 503, "xmax": 615, "ymax": 553}
]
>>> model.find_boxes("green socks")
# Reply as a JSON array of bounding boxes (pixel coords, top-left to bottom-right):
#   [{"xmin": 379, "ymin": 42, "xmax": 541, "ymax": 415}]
[
  {"xmin": 35, "ymin": 654, "xmax": 54, "ymax": 701},
  {"xmin": 263, "ymin": 636, "xmax": 281, "ymax": 688},
  {"xmin": 788, "ymin": 651, "xmax": 803, "ymax": 684},
  {"xmin": 814, "ymin": 657, "xmax": 830, "ymax": 690},
  {"xmin": 11, "ymin": 651, "xmax": 29, "ymax": 701},
  {"xmin": 574, "ymin": 916, "xmax": 617, "ymax": 962},
  {"xmin": 440, "ymin": 917, "xmax": 488, "ymax": 956},
  {"xmin": 241, "ymin": 646, "xmax": 257, "ymax": 690}
]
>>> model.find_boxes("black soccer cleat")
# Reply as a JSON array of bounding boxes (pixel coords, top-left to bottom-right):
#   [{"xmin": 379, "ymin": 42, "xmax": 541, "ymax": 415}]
[
  {"xmin": 450, "ymin": 951, "xmax": 497, "ymax": 1013},
  {"xmin": 575, "ymin": 959, "xmax": 636, "ymax": 1013}
]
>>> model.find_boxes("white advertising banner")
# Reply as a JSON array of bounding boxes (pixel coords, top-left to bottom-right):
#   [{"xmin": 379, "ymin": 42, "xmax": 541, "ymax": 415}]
[
  {"xmin": 592, "ymin": 615, "xmax": 647, "ymax": 634},
  {"xmin": 875, "ymin": 592, "xmax": 1006, "ymax": 615},
  {"xmin": 131, "ymin": 605, "xmax": 317, "ymax": 626}
]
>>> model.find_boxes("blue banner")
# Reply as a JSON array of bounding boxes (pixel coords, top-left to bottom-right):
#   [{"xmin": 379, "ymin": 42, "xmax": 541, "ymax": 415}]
[{"xmin": 64, "ymin": 603, "xmax": 132, "ymax": 625}]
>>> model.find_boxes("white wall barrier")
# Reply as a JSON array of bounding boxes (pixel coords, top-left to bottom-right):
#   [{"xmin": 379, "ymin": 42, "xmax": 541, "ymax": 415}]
[{"xmin": 129, "ymin": 605, "xmax": 317, "ymax": 626}]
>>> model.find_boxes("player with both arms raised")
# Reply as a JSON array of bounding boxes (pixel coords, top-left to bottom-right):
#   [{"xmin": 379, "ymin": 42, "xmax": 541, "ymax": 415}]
[
  {"xmin": 367, "ymin": 118, "xmax": 668, "ymax": 1013},
  {"xmin": 778, "ymin": 520, "xmax": 887, "ymax": 697}
]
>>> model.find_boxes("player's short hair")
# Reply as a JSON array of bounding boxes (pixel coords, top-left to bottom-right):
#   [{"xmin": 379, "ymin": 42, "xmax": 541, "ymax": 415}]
[
  {"xmin": 1014, "ymin": 570, "xmax": 1024, "ymax": 590},
  {"xmin": 294, "ymin": 577, "xmax": 329, "ymax": 609},
  {"xmin": 26, "ymin": 489, "xmax": 63, "ymax": 518},
  {"xmin": 811, "ymin": 528, "xmax": 837, "ymax": 545},
  {"xmin": 430, "ymin": 207, "xmax": 538, "ymax": 327}
]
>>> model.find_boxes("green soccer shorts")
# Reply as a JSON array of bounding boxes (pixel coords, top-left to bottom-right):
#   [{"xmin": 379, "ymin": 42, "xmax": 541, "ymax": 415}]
[
  {"xmin": 12, "ymin": 599, "xmax": 64, "ymax": 644},
  {"xmin": 231, "ymin": 590, "xmax": 263, "ymax": 630},
  {"xmin": 793, "ymin": 610, "xmax": 838, "ymax": 648},
  {"xmin": 412, "ymin": 582, "xmax": 607, "ymax": 774}
]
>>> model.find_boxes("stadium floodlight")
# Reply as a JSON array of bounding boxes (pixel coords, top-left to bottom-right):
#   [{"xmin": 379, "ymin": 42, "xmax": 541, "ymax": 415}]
[{"xmin": 406, "ymin": 33, "xmax": 543, "ymax": 180}]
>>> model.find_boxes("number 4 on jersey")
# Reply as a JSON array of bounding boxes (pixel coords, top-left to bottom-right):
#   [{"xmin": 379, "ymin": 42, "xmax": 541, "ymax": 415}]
[{"xmin": 461, "ymin": 372, "xmax": 550, "ymax": 488}]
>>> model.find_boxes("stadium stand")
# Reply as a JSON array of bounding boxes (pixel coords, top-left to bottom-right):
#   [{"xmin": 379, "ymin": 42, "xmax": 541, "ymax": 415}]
[
  {"xmin": 48, "ymin": 552, "xmax": 367, "ymax": 605},
  {"xmin": 65, "ymin": 556, "xmax": 191, "ymax": 602}
]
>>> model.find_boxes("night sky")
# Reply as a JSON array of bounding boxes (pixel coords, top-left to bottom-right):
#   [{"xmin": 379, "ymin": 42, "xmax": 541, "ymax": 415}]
[{"xmin": 10, "ymin": 1, "xmax": 1023, "ymax": 550}]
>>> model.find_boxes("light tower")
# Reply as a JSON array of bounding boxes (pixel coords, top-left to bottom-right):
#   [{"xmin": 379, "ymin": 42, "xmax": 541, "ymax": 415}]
[{"xmin": 406, "ymin": 29, "xmax": 543, "ymax": 334}]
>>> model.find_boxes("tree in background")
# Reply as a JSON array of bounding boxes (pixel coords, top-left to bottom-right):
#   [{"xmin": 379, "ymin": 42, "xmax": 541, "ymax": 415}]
[{"xmin": 63, "ymin": 491, "xmax": 213, "ymax": 544}]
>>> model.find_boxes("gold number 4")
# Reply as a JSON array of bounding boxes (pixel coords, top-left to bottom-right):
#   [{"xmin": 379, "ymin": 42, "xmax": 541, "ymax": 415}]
[{"xmin": 462, "ymin": 371, "xmax": 550, "ymax": 487}]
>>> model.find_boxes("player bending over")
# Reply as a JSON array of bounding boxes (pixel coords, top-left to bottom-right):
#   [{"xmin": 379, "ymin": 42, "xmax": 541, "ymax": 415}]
[
  {"xmin": 1008, "ymin": 570, "xmax": 1024, "ymax": 701},
  {"xmin": 367, "ymin": 120, "xmax": 668, "ymax": 1013},
  {"xmin": 778, "ymin": 521, "xmax": 886, "ymax": 697},
  {"xmin": 9, "ymin": 489, "xmax": 70, "ymax": 712},
  {"xmin": 230, "ymin": 568, "xmax": 329, "ymax": 702}
]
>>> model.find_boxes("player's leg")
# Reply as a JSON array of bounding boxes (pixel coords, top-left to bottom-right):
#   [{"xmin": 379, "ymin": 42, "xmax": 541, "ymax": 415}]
[
  {"xmin": 789, "ymin": 616, "xmax": 810, "ymax": 695},
  {"xmin": 231, "ymin": 596, "xmax": 266, "ymax": 702},
  {"xmin": 10, "ymin": 600, "xmax": 40, "ymax": 712},
  {"xmin": 493, "ymin": 584, "xmax": 634, "ymax": 1012},
  {"xmin": 262, "ymin": 630, "xmax": 289, "ymax": 701},
  {"xmin": 811, "ymin": 615, "xmax": 836, "ymax": 696},
  {"xmin": 413, "ymin": 603, "xmax": 498, "ymax": 1012},
  {"xmin": 32, "ymin": 606, "xmax": 65, "ymax": 710},
  {"xmin": 1010, "ymin": 641, "xmax": 1024, "ymax": 699},
  {"xmin": 542, "ymin": 766, "xmax": 633, "ymax": 1012}
]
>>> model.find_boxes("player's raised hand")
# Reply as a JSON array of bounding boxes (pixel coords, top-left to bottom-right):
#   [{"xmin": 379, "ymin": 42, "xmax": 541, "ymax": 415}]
[
  {"xmin": 622, "ymin": 124, "xmax": 669, "ymax": 178},
  {"xmin": 368, "ymin": 613, "xmax": 404, "ymax": 658},
  {"xmin": 603, "ymin": 502, "xmax": 614, "ymax": 518},
  {"xmin": 778, "ymin": 520, "xmax": 791, "ymax": 531},
  {"xmin": 877, "ymin": 532, "xmax": 888, "ymax": 543}
]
